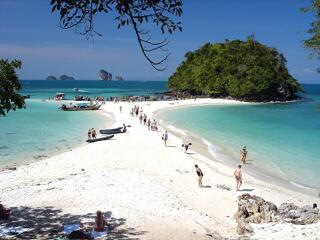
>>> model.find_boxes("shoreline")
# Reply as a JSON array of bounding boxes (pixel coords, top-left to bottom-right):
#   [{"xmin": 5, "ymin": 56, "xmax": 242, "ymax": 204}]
[
  {"xmin": 0, "ymin": 99, "xmax": 115, "ymax": 171},
  {"xmin": 155, "ymin": 109, "xmax": 319, "ymax": 197},
  {"xmin": 0, "ymin": 98, "xmax": 319, "ymax": 239}
]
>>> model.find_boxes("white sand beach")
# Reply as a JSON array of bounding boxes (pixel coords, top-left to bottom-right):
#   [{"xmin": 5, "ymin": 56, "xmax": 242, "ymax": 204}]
[{"xmin": 0, "ymin": 99, "xmax": 319, "ymax": 239}]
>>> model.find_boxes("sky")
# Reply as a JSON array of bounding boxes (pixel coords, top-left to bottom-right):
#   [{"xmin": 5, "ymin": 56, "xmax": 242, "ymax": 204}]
[{"xmin": 0, "ymin": 0, "xmax": 319, "ymax": 83}]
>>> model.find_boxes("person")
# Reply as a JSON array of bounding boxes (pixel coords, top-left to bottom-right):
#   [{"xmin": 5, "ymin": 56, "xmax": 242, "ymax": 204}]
[
  {"xmin": 122, "ymin": 124, "xmax": 127, "ymax": 132},
  {"xmin": 139, "ymin": 114, "xmax": 143, "ymax": 124},
  {"xmin": 147, "ymin": 119, "xmax": 151, "ymax": 131},
  {"xmin": 162, "ymin": 130, "xmax": 168, "ymax": 146},
  {"xmin": 119, "ymin": 105, "xmax": 122, "ymax": 113},
  {"xmin": 0, "ymin": 203, "xmax": 10, "ymax": 220},
  {"xmin": 183, "ymin": 143, "xmax": 191, "ymax": 153},
  {"xmin": 194, "ymin": 165, "xmax": 203, "ymax": 187},
  {"xmin": 94, "ymin": 210, "xmax": 106, "ymax": 232},
  {"xmin": 234, "ymin": 165, "xmax": 243, "ymax": 191},
  {"xmin": 240, "ymin": 146, "xmax": 248, "ymax": 163},
  {"xmin": 92, "ymin": 128, "xmax": 97, "ymax": 139},
  {"xmin": 87, "ymin": 129, "xmax": 92, "ymax": 140},
  {"xmin": 153, "ymin": 120, "xmax": 158, "ymax": 131}
]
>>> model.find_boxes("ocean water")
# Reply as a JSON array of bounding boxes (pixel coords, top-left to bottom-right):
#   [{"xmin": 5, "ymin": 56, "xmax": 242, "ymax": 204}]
[
  {"xmin": 19, "ymin": 80, "xmax": 167, "ymax": 100},
  {"xmin": 159, "ymin": 84, "xmax": 320, "ymax": 189},
  {"xmin": 0, "ymin": 80, "xmax": 167, "ymax": 166}
]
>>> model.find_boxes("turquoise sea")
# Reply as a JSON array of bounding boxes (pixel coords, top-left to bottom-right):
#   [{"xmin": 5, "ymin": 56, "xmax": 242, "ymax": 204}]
[
  {"xmin": 159, "ymin": 84, "xmax": 320, "ymax": 189},
  {"xmin": 1, "ymin": 80, "xmax": 319, "ymax": 190},
  {"xmin": 0, "ymin": 80, "xmax": 168, "ymax": 166}
]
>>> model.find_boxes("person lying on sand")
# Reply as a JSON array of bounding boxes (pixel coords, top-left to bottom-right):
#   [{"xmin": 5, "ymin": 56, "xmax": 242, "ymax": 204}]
[
  {"xmin": 234, "ymin": 165, "xmax": 242, "ymax": 191},
  {"xmin": 95, "ymin": 210, "xmax": 106, "ymax": 232}
]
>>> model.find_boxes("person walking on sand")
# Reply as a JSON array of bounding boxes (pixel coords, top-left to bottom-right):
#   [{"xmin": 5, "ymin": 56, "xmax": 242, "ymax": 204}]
[
  {"xmin": 147, "ymin": 119, "xmax": 151, "ymax": 131},
  {"xmin": 195, "ymin": 164, "xmax": 203, "ymax": 187},
  {"xmin": 87, "ymin": 129, "xmax": 92, "ymax": 140},
  {"xmin": 240, "ymin": 146, "xmax": 248, "ymax": 163},
  {"xmin": 234, "ymin": 165, "xmax": 243, "ymax": 191},
  {"xmin": 119, "ymin": 105, "xmax": 122, "ymax": 113},
  {"xmin": 162, "ymin": 130, "xmax": 168, "ymax": 146}
]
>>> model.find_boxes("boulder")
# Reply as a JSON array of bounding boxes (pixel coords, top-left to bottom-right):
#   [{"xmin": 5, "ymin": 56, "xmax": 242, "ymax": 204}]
[
  {"xmin": 236, "ymin": 219, "xmax": 253, "ymax": 235},
  {"xmin": 235, "ymin": 194, "xmax": 320, "ymax": 235}
]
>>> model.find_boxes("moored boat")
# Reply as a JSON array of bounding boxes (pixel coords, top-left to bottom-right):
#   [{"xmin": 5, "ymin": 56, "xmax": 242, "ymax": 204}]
[
  {"xmin": 100, "ymin": 126, "xmax": 126, "ymax": 134},
  {"xmin": 60, "ymin": 103, "xmax": 101, "ymax": 111},
  {"xmin": 86, "ymin": 134, "xmax": 114, "ymax": 143}
]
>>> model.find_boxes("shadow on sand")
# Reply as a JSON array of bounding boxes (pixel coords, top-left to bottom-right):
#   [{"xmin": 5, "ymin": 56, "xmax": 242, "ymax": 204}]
[
  {"xmin": 0, "ymin": 206, "xmax": 147, "ymax": 239},
  {"xmin": 240, "ymin": 188, "xmax": 255, "ymax": 192}
]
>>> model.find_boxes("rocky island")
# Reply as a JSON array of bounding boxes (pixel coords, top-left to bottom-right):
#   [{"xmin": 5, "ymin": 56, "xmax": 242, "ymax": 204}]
[
  {"xmin": 46, "ymin": 75, "xmax": 57, "ymax": 80},
  {"xmin": 46, "ymin": 75, "xmax": 75, "ymax": 80},
  {"xmin": 168, "ymin": 38, "xmax": 303, "ymax": 102},
  {"xmin": 99, "ymin": 69, "xmax": 112, "ymax": 81}
]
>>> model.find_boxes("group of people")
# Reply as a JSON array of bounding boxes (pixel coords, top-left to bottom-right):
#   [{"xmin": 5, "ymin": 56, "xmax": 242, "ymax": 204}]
[
  {"xmin": 130, "ymin": 105, "xmax": 158, "ymax": 131},
  {"xmin": 87, "ymin": 128, "xmax": 97, "ymax": 140},
  {"xmin": 193, "ymin": 163, "xmax": 242, "ymax": 191}
]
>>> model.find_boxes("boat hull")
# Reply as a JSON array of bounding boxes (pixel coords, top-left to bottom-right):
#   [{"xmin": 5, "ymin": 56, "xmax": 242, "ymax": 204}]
[
  {"xmin": 100, "ymin": 128, "xmax": 126, "ymax": 134},
  {"xmin": 86, "ymin": 134, "xmax": 114, "ymax": 143}
]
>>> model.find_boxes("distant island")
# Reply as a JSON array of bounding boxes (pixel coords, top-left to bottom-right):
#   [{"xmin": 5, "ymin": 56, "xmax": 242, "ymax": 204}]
[
  {"xmin": 168, "ymin": 39, "xmax": 302, "ymax": 102},
  {"xmin": 47, "ymin": 75, "xmax": 75, "ymax": 80},
  {"xmin": 99, "ymin": 69, "xmax": 124, "ymax": 81}
]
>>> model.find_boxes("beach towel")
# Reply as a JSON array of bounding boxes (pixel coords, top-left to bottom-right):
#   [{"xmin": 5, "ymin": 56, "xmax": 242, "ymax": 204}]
[
  {"xmin": 91, "ymin": 229, "xmax": 108, "ymax": 239},
  {"xmin": 63, "ymin": 224, "xmax": 80, "ymax": 235},
  {"xmin": 0, "ymin": 226, "xmax": 29, "ymax": 237}
]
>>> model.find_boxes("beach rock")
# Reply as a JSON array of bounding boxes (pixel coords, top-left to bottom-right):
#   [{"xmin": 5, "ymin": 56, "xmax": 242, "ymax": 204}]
[
  {"xmin": 236, "ymin": 219, "xmax": 253, "ymax": 235},
  {"xmin": 235, "ymin": 194, "xmax": 320, "ymax": 235}
]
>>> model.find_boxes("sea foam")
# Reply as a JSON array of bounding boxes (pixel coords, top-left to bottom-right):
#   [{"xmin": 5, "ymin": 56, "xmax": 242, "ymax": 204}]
[
  {"xmin": 166, "ymin": 125, "xmax": 188, "ymax": 136},
  {"xmin": 201, "ymin": 138, "xmax": 223, "ymax": 162}
]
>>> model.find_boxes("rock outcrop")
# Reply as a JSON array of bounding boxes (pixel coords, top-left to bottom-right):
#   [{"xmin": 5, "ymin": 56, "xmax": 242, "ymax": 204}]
[
  {"xmin": 47, "ymin": 75, "xmax": 57, "ymax": 80},
  {"xmin": 59, "ymin": 75, "xmax": 75, "ymax": 80},
  {"xmin": 99, "ymin": 69, "xmax": 112, "ymax": 81},
  {"xmin": 235, "ymin": 194, "xmax": 320, "ymax": 235}
]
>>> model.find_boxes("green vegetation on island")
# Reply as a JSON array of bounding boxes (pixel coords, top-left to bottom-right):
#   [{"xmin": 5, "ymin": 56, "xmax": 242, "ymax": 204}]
[{"xmin": 168, "ymin": 39, "xmax": 303, "ymax": 102}]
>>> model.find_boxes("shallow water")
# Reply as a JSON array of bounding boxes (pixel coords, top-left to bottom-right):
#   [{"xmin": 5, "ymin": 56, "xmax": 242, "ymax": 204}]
[
  {"xmin": 0, "ymin": 80, "xmax": 168, "ymax": 166},
  {"xmin": 159, "ymin": 84, "xmax": 320, "ymax": 188}
]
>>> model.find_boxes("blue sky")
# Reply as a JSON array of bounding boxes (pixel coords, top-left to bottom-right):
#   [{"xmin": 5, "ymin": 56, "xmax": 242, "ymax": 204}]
[{"xmin": 0, "ymin": 0, "xmax": 319, "ymax": 83}]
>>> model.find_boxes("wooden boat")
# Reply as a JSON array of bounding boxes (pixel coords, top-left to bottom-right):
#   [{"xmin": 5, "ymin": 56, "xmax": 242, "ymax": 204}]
[
  {"xmin": 99, "ymin": 127, "xmax": 126, "ymax": 135},
  {"xmin": 60, "ymin": 104, "xmax": 101, "ymax": 111},
  {"xmin": 86, "ymin": 134, "xmax": 114, "ymax": 143}
]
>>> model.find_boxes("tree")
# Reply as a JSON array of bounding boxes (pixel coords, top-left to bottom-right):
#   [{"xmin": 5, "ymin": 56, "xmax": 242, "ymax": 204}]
[
  {"xmin": 168, "ymin": 39, "xmax": 302, "ymax": 102},
  {"xmin": 50, "ymin": 0, "xmax": 183, "ymax": 71},
  {"xmin": 0, "ymin": 59, "xmax": 25, "ymax": 116},
  {"xmin": 302, "ymin": 0, "xmax": 320, "ymax": 61}
]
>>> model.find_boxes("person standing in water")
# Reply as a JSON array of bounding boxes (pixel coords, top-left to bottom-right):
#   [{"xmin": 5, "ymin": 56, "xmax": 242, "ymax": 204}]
[
  {"xmin": 162, "ymin": 130, "xmax": 168, "ymax": 146},
  {"xmin": 194, "ymin": 165, "xmax": 203, "ymax": 187},
  {"xmin": 240, "ymin": 146, "xmax": 248, "ymax": 163},
  {"xmin": 234, "ymin": 165, "xmax": 243, "ymax": 191}
]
